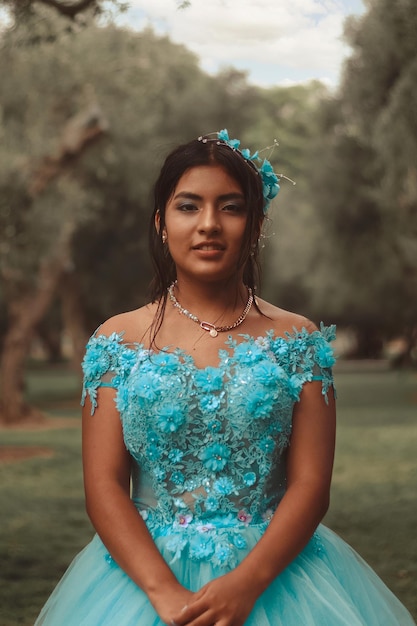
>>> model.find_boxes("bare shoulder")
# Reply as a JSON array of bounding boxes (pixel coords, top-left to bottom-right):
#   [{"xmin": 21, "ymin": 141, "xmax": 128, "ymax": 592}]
[
  {"xmin": 255, "ymin": 298, "xmax": 318, "ymax": 335},
  {"xmin": 95, "ymin": 302, "xmax": 157, "ymax": 344}
]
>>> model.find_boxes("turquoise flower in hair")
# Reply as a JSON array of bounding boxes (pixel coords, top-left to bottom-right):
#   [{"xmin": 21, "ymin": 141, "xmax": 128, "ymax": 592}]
[
  {"xmin": 218, "ymin": 128, "xmax": 240, "ymax": 150},
  {"xmin": 200, "ymin": 129, "xmax": 295, "ymax": 214}
]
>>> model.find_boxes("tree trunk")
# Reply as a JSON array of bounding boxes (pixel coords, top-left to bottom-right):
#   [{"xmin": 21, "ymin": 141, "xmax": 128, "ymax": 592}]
[
  {"xmin": 0, "ymin": 304, "xmax": 43, "ymax": 424},
  {"xmin": 60, "ymin": 269, "xmax": 89, "ymax": 371},
  {"xmin": 0, "ymin": 101, "xmax": 107, "ymax": 424},
  {"xmin": 0, "ymin": 228, "xmax": 74, "ymax": 425}
]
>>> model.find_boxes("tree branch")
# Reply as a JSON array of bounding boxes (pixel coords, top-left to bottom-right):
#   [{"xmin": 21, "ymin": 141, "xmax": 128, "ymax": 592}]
[{"xmin": 35, "ymin": 0, "xmax": 99, "ymax": 18}]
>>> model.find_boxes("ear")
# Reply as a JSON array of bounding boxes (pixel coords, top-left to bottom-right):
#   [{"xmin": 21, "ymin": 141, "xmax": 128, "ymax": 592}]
[{"xmin": 154, "ymin": 210, "xmax": 161, "ymax": 234}]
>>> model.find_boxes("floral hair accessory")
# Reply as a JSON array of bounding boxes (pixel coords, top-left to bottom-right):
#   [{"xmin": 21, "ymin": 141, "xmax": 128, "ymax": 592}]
[{"xmin": 198, "ymin": 129, "xmax": 295, "ymax": 213}]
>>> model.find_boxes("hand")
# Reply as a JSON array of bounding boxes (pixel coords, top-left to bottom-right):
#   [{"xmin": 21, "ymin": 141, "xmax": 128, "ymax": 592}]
[
  {"xmin": 171, "ymin": 571, "xmax": 258, "ymax": 626},
  {"xmin": 147, "ymin": 581, "xmax": 195, "ymax": 625}
]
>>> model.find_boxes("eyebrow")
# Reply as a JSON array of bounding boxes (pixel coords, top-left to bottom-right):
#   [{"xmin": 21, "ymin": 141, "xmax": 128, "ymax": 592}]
[{"xmin": 173, "ymin": 192, "xmax": 245, "ymax": 202}]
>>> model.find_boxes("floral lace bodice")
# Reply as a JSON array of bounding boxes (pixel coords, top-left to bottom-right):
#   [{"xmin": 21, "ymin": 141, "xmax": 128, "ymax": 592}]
[{"xmin": 81, "ymin": 324, "xmax": 336, "ymax": 568}]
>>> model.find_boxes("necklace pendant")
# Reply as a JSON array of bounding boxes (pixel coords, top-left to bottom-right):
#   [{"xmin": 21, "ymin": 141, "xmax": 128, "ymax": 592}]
[
  {"xmin": 169, "ymin": 282, "xmax": 253, "ymax": 337},
  {"xmin": 200, "ymin": 321, "xmax": 218, "ymax": 337}
]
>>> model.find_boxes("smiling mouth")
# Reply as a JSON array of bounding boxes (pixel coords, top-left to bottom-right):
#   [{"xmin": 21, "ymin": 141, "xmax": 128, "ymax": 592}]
[{"xmin": 193, "ymin": 243, "xmax": 225, "ymax": 251}]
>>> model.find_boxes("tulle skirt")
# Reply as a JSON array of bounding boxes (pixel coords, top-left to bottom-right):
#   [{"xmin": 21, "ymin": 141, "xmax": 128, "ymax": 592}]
[{"xmin": 35, "ymin": 523, "xmax": 415, "ymax": 625}]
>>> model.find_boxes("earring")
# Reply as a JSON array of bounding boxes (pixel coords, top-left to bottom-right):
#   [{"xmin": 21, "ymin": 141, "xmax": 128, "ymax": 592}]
[{"xmin": 162, "ymin": 232, "xmax": 167, "ymax": 244}]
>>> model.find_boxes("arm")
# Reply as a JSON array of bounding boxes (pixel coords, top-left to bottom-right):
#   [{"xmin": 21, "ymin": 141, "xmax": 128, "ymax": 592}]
[
  {"xmin": 175, "ymin": 379, "xmax": 336, "ymax": 626},
  {"xmin": 82, "ymin": 388, "xmax": 194, "ymax": 622}
]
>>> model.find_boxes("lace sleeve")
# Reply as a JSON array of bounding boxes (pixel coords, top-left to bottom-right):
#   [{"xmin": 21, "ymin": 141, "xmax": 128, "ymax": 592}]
[
  {"xmin": 268, "ymin": 323, "xmax": 336, "ymax": 404},
  {"xmin": 306, "ymin": 323, "xmax": 337, "ymax": 402},
  {"xmin": 80, "ymin": 330, "xmax": 138, "ymax": 415}
]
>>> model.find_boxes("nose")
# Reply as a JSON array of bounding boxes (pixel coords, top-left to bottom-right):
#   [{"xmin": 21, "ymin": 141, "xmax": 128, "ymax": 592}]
[{"xmin": 198, "ymin": 205, "xmax": 221, "ymax": 234}]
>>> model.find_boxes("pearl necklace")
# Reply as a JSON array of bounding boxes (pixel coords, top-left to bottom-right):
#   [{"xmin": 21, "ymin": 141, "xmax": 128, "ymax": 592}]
[{"xmin": 167, "ymin": 282, "xmax": 253, "ymax": 338}]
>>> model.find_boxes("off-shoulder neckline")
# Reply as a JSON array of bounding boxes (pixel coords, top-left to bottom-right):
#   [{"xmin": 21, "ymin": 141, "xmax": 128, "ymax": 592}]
[{"xmin": 90, "ymin": 324, "xmax": 335, "ymax": 372}]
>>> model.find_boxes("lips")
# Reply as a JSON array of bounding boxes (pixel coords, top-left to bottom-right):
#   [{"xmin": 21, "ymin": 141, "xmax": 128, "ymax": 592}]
[{"xmin": 192, "ymin": 242, "xmax": 225, "ymax": 251}]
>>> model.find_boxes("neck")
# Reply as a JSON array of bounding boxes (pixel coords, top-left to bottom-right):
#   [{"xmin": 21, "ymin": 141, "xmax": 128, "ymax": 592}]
[{"xmin": 172, "ymin": 276, "xmax": 249, "ymax": 322}]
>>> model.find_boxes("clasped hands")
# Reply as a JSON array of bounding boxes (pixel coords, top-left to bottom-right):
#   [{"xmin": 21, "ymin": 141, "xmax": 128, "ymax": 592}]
[{"xmin": 162, "ymin": 572, "xmax": 257, "ymax": 626}]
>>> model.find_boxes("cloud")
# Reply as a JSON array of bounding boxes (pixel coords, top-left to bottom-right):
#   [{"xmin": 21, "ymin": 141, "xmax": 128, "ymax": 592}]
[{"xmin": 115, "ymin": 0, "xmax": 365, "ymax": 86}]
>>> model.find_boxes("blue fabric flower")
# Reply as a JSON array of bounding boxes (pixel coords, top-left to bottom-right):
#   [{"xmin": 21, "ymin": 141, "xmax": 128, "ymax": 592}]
[
  {"xmin": 194, "ymin": 367, "xmax": 224, "ymax": 392},
  {"xmin": 189, "ymin": 534, "xmax": 215, "ymax": 560},
  {"xmin": 288, "ymin": 374, "xmax": 304, "ymax": 400},
  {"xmin": 115, "ymin": 385, "xmax": 130, "ymax": 413},
  {"xmin": 118, "ymin": 348, "xmax": 137, "ymax": 375},
  {"xmin": 168, "ymin": 448, "xmax": 184, "ymax": 463},
  {"xmin": 251, "ymin": 360, "xmax": 285, "ymax": 386},
  {"xmin": 259, "ymin": 437, "xmax": 275, "ymax": 453},
  {"xmin": 147, "ymin": 443, "xmax": 161, "ymax": 461},
  {"xmin": 134, "ymin": 373, "xmax": 162, "ymax": 403},
  {"xmin": 233, "ymin": 533, "xmax": 247, "ymax": 549},
  {"xmin": 234, "ymin": 342, "xmax": 264, "ymax": 364},
  {"xmin": 246, "ymin": 388, "xmax": 274, "ymax": 419},
  {"xmin": 153, "ymin": 466, "xmax": 166, "ymax": 481},
  {"xmin": 82, "ymin": 346, "xmax": 110, "ymax": 379},
  {"xmin": 166, "ymin": 535, "xmax": 187, "ymax": 561},
  {"xmin": 205, "ymin": 495, "xmax": 219, "ymax": 512},
  {"xmin": 213, "ymin": 542, "xmax": 232, "ymax": 565},
  {"xmin": 315, "ymin": 342, "xmax": 336, "ymax": 369},
  {"xmin": 218, "ymin": 128, "xmax": 240, "ymax": 150},
  {"xmin": 151, "ymin": 351, "xmax": 180, "ymax": 372},
  {"xmin": 157, "ymin": 404, "xmax": 186, "ymax": 433},
  {"xmin": 213, "ymin": 476, "xmax": 235, "ymax": 495},
  {"xmin": 243, "ymin": 472, "xmax": 256, "ymax": 486},
  {"xmin": 200, "ymin": 395, "xmax": 221, "ymax": 412},
  {"xmin": 271, "ymin": 337, "xmax": 289, "ymax": 357},
  {"xmin": 208, "ymin": 419, "xmax": 221, "ymax": 433},
  {"xmin": 147, "ymin": 431, "xmax": 159, "ymax": 444},
  {"xmin": 199, "ymin": 444, "xmax": 230, "ymax": 472},
  {"xmin": 171, "ymin": 471, "xmax": 185, "ymax": 485}
]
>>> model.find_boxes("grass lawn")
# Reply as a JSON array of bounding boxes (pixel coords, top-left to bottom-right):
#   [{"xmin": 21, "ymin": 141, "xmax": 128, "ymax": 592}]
[{"xmin": 0, "ymin": 364, "xmax": 416, "ymax": 625}]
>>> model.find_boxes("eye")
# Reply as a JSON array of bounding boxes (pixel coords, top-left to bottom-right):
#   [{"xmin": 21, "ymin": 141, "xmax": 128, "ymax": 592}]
[
  {"xmin": 221, "ymin": 203, "xmax": 246, "ymax": 213},
  {"xmin": 177, "ymin": 202, "xmax": 198, "ymax": 212}
]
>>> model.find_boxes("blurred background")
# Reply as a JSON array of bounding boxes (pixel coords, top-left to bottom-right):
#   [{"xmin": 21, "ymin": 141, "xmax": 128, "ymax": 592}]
[{"xmin": 0, "ymin": 1, "xmax": 416, "ymax": 624}]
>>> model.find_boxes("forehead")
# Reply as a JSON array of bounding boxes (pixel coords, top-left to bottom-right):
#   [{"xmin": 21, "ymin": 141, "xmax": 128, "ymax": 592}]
[{"xmin": 173, "ymin": 165, "xmax": 243, "ymax": 196}]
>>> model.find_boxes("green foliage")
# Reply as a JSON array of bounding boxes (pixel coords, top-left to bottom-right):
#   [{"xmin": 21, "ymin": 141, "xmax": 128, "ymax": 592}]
[
  {"xmin": 309, "ymin": 0, "xmax": 417, "ymax": 353},
  {"xmin": 0, "ymin": 15, "xmax": 258, "ymax": 326},
  {"xmin": 244, "ymin": 82, "xmax": 333, "ymax": 314}
]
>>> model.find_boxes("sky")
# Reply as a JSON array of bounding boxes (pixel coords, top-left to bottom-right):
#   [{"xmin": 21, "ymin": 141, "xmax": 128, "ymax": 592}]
[{"xmin": 113, "ymin": 0, "xmax": 367, "ymax": 88}]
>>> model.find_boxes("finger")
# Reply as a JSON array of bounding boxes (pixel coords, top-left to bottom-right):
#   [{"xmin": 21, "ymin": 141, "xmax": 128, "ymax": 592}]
[{"xmin": 173, "ymin": 601, "xmax": 210, "ymax": 626}]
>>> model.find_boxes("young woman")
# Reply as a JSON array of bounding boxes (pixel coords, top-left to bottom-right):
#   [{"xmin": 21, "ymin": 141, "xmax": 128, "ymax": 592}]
[{"xmin": 36, "ymin": 131, "xmax": 415, "ymax": 625}]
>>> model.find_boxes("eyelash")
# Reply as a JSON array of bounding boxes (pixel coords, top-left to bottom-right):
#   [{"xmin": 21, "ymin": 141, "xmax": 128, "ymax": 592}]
[
  {"xmin": 177, "ymin": 203, "xmax": 198, "ymax": 212},
  {"xmin": 221, "ymin": 203, "xmax": 245, "ymax": 213},
  {"xmin": 176, "ymin": 203, "xmax": 245, "ymax": 213}
]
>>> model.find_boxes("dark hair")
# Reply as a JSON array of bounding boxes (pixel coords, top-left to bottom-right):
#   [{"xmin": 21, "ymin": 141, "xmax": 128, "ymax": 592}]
[{"xmin": 148, "ymin": 137, "xmax": 265, "ymax": 342}]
